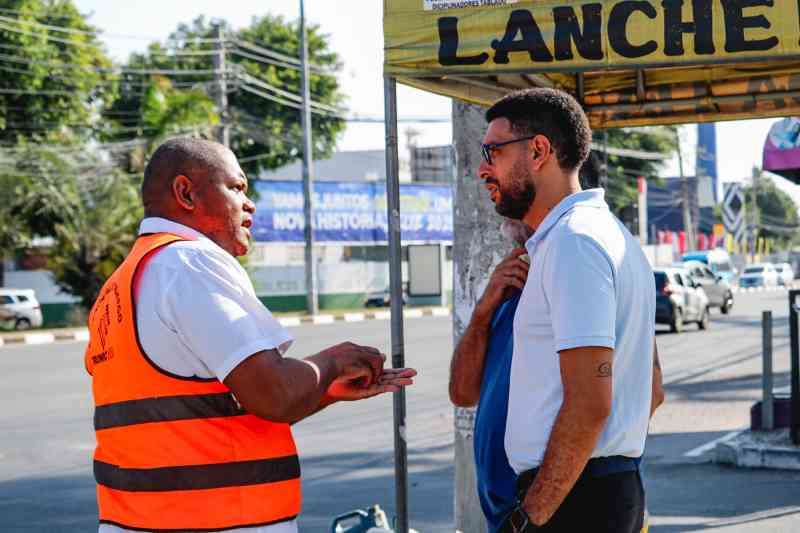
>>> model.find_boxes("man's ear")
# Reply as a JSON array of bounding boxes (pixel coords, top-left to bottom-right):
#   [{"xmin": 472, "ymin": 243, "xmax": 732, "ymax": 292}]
[
  {"xmin": 172, "ymin": 175, "xmax": 195, "ymax": 212},
  {"xmin": 531, "ymin": 135, "xmax": 551, "ymax": 170}
]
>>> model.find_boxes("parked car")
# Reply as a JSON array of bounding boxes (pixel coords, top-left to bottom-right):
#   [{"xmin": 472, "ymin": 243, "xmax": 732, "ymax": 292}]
[
  {"xmin": 364, "ymin": 289, "xmax": 408, "ymax": 308},
  {"xmin": 681, "ymin": 249, "xmax": 737, "ymax": 284},
  {"xmin": 654, "ymin": 267, "xmax": 710, "ymax": 333},
  {"xmin": 738, "ymin": 263, "xmax": 779, "ymax": 288},
  {"xmin": 0, "ymin": 289, "xmax": 43, "ymax": 330},
  {"xmin": 774, "ymin": 262, "xmax": 795, "ymax": 286},
  {"xmin": 680, "ymin": 260, "xmax": 734, "ymax": 314}
]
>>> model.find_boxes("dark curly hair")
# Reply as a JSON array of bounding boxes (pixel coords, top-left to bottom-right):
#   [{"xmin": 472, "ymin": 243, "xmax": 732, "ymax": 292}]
[{"xmin": 485, "ymin": 88, "xmax": 592, "ymax": 171}]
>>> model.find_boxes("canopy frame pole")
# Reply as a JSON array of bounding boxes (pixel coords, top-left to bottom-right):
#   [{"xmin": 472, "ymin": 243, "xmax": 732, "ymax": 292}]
[{"xmin": 383, "ymin": 74, "xmax": 409, "ymax": 533}]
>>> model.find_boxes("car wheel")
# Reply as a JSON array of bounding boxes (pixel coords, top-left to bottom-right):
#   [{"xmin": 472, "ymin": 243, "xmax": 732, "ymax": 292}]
[
  {"xmin": 720, "ymin": 295, "xmax": 732, "ymax": 314},
  {"xmin": 698, "ymin": 307, "xmax": 710, "ymax": 330},
  {"xmin": 15, "ymin": 318, "xmax": 32, "ymax": 331},
  {"xmin": 670, "ymin": 308, "xmax": 683, "ymax": 333}
]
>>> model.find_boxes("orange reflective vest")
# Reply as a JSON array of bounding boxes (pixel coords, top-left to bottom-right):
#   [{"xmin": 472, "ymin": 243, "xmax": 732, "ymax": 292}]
[{"xmin": 85, "ymin": 232, "xmax": 301, "ymax": 531}]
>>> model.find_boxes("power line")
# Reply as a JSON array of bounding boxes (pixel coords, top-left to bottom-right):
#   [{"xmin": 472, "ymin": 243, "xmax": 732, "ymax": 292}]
[
  {"xmin": 0, "ymin": 19, "xmax": 98, "ymax": 48},
  {"xmin": 0, "ymin": 11, "xmax": 223, "ymax": 43},
  {"xmin": 229, "ymin": 48, "xmax": 304, "ymax": 72},
  {"xmin": 0, "ymin": 51, "xmax": 226, "ymax": 75},
  {"xmin": 237, "ymin": 71, "xmax": 344, "ymax": 114}
]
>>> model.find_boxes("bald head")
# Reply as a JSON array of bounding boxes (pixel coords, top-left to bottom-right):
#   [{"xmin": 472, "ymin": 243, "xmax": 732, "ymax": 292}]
[{"xmin": 142, "ymin": 137, "xmax": 231, "ymax": 215}]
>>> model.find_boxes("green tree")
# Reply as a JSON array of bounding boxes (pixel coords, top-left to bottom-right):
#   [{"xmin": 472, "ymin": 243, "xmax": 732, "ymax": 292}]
[
  {"xmin": 0, "ymin": 0, "xmax": 116, "ymax": 143},
  {"xmin": 111, "ymin": 76, "xmax": 219, "ymax": 172},
  {"xmin": 0, "ymin": 144, "xmax": 142, "ymax": 308},
  {"xmin": 743, "ymin": 173, "xmax": 800, "ymax": 250},
  {"xmin": 105, "ymin": 15, "xmax": 345, "ymax": 175},
  {"xmin": 594, "ymin": 127, "xmax": 677, "ymax": 223}
]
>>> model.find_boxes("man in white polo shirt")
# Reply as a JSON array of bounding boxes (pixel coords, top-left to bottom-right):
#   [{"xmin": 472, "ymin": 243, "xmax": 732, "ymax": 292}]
[{"xmin": 476, "ymin": 89, "xmax": 659, "ymax": 532}]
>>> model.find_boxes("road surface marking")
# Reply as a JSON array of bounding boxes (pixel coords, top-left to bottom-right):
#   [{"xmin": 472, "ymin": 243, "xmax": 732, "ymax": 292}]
[
  {"xmin": 312, "ymin": 315, "xmax": 335, "ymax": 325},
  {"xmin": 344, "ymin": 313, "xmax": 365, "ymax": 322},
  {"xmin": 684, "ymin": 430, "xmax": 744, "ymax": 457}
]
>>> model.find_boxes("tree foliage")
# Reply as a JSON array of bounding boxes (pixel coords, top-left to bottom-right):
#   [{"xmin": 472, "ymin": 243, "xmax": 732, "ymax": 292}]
[
  {"xmin": 0, "ymin": 0, "xmax": 116, "ymax": 144},
  {"xmin": 0, "ymin": 144, "xmax": 141, "ymax": 307},
  {"xmin": 104, "ymin": 15, "xmax": 345, "ymax": 176},
  {"xmin": 596, "ymin": 126, "xmax": 677, "ymax": 222},
  {"xmin": 743, "ymin": 174, "xmax": 800, "ymax": 249}
]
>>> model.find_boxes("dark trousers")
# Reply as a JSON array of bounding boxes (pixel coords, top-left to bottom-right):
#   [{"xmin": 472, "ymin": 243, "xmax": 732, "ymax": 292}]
[{"xmin": 501, "ymin": 465, "xmax": 644, "ymax": 533}]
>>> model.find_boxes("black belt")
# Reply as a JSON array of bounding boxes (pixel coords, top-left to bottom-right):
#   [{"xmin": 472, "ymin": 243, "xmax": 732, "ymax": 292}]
[{"xmin": 516, "ymin": 455, "xmax": 641, "ymax": 491}]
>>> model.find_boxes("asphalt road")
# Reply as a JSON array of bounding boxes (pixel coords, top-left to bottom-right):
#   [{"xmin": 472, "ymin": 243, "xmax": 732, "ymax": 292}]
[{"xmin": 1, "ymin": 289, "xmax": 799, "ymax": 532}]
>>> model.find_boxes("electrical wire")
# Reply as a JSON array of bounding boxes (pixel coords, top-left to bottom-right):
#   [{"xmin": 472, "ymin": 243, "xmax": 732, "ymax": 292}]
[
  {"xmin": 237, "ymin": 71, "xmax": 345, "ymax": 114},
  {"xmin": 0, "ymin": 11, "xmax": 223, "ymax": 43}
]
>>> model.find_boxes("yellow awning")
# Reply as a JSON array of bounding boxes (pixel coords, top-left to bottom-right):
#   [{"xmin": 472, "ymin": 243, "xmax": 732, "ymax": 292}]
[{"xmin": 384, "ymin": 0, "xmax": 800, "ymax": 128}]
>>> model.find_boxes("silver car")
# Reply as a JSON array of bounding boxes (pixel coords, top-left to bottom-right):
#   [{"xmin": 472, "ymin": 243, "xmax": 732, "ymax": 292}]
[
  {"xmin": 0, "ymin": 289, "xmax": 44, "ymax": 330},
  {"xmin": 681, "ymin": 260, "xmax": 734, "ymax": 314}
]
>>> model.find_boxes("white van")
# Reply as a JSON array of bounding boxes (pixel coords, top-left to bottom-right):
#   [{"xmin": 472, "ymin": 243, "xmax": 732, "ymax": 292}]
[{"xmin": 0, "ymin": 289, "xmax": 44, "ymax": 330}]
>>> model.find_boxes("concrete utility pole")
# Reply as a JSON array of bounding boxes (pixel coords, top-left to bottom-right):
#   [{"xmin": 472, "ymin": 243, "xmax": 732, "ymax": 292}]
[
  {"xmin": 212, "ymin": 24, "xmax": 229, "ymax": 147},
  {"xmin": 453, "ymin": 101, "xmax": 506, "ymax": 533},
  {"xmin": 601, "ymin": 130, "xmax": 609, "ymax": 189},
  {"xmin": 299, "ymin": 0, "xmax": 318, "ymax": 315},
  {"xmin": 750, "ymin": 166, "xmax": 760, "ymax": 261},
  {"xmin": 675, "ymin": 127, "xmax": 695, "ymax": 252},
  {"xmin": 638, "ymin": 176, "xmax": 648, "ymax": 246}
]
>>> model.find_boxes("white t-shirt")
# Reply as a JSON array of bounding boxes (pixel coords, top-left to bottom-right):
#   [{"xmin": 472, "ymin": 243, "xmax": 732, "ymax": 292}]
[
  {"xmin": 99, "ymin": 217, "xmax": 298, "ymax": 533},
  {"xmin": 505, "ymin": 189, "xmax": 655, "ymax": 475}
]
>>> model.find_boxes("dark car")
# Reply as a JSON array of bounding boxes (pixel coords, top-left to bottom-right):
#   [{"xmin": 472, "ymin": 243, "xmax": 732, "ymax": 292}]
[
  {"xmin": 364, "ymin": 290, "xmax": 408, "ymax": 308},
  {"xmin": 681, "ymin": 260, "xmax": 734, "ymax": 314},
  {"xmin": 654, "ymin": 267, "xmax": 710, "ymax": 333}
]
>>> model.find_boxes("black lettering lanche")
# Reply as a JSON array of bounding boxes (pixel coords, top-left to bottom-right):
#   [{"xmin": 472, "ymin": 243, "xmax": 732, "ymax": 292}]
[{"xmin": 436, "ymin": 1, "xmax": 780, "ymax": 67}]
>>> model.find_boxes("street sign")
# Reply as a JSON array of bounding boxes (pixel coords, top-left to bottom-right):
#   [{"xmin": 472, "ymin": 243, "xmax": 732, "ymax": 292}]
[{"xmin": 722, "ymin": 183, "xmax": 746, "ymax": 244}]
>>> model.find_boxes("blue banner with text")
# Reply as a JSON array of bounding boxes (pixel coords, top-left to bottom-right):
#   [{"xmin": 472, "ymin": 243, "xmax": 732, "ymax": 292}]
[{"xmin": 252, "ymin": 180, "xmax": 453, "ymax": 243}]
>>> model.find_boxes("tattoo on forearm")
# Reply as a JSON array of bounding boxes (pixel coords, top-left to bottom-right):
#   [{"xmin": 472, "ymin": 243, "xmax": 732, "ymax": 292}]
[{"xmin": 596, "ymin": 362, "xmax": 612, "ymax": 378}]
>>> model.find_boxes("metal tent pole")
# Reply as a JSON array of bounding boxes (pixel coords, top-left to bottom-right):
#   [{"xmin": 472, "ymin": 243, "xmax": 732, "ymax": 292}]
[{"xmin": 383, "ymin": 74, "xmax": 409, "ymax": 533}]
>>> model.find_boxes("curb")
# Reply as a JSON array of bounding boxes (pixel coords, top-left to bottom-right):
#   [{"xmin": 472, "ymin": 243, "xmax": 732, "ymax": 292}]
[
  {"xmin": 279, "ymin": 306, "xmax": 449, "ymax": 328},
  {"xmin": 714, "ymin": 429, "xmax": 800, "ymax": 470},
  {"xmin": 731, "ymin": 283, "xmax": 800, "ymax": 294},
  {"xmin": 0, "ymin": 307, "xmax": 451, "ymax": 348},
  {"xmin": 0, "ymin": 328, "xmax": 90, "ymax": 347}
]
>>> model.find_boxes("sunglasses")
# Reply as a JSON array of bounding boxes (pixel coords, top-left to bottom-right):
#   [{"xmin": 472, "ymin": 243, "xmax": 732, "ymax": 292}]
[{"xmin": 480, "ymin": 135, "xmax": 537, "ymax": 166}]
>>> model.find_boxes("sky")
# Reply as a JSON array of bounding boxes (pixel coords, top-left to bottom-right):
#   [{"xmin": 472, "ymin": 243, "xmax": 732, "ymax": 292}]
[{"xmin": 73, "ymin": 0, "xmax": 800, "ymax": 204}]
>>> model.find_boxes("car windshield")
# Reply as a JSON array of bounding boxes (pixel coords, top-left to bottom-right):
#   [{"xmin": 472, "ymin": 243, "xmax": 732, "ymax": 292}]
[
  {"xmin": 744, "ymin": 267, "xmax": 764, "ymax": 274},
  {"xmin": 654, "ymin": 272, "xmax": 667, "ymax": 290}
]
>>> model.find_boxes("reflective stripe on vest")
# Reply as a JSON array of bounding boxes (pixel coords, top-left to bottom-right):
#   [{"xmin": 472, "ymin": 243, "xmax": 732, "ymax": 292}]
[{"xmin": 85, "ymin": 233, "xmax": 301, "ymax": 531}]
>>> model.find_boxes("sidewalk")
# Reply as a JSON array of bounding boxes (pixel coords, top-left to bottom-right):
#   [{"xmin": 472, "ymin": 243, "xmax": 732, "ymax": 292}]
[
  {"xmin": 714, "ymin": 428, "xmax": 800, "ymax": 470},
  {"xmin": 0, "ymin": 306, "xmax": 452, "ymax": 348}
]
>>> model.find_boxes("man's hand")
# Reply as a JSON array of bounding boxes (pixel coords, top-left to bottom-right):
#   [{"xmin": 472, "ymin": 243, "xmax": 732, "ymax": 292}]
[
  {"xmin": 327, "ymin": 367, "xmax": 417, "ymax": 401},
  {"xmin": 475, "ymin": 247, "xmax": 529, "ymax": 317},
  {"xmin": 315, "ymin": 342, "xmax": 386, "ymax": 386}
]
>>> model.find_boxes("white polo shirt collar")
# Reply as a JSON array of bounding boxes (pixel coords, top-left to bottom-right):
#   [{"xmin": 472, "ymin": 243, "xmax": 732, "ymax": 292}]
[
  {"xmin": 525, "ymin": 188, "xmax": 608, "ymax": 252},
  {"xmin": 139, "ymin": 217, "xmax": 216, "ymax": 247}
]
